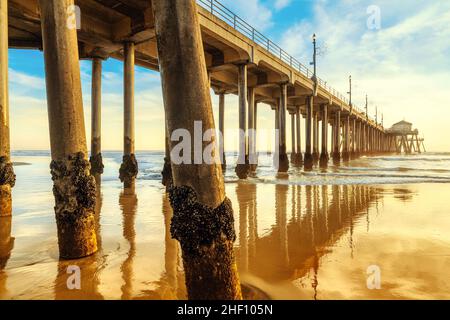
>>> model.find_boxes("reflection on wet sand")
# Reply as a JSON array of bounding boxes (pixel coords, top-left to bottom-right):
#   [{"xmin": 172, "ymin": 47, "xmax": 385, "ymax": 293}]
[
  {"xmin": 119, "ymin": 188, "xmax": 137, "ymax": 300},
  {"xmin": 158, "ymin": 194, "xmax": 183, "ymax": 299},
  {"xmin": 235, "ymin": 182, "xmax": 384, "ymax": 299},
  {"xmin": 6, "ymin": 164, "xmax": 450, "ymax": 300}
]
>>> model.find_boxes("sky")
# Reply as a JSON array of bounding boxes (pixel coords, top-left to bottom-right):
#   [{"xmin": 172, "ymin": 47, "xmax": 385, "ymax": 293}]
[{"xmin": 7, "ymin": 0, "xmax": 450, "ymax": 152}]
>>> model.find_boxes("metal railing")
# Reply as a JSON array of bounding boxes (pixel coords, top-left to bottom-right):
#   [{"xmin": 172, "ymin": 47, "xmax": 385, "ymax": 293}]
[{"xmin": 197, "ymin": 0, "xmax": 377, "ymax": 124}]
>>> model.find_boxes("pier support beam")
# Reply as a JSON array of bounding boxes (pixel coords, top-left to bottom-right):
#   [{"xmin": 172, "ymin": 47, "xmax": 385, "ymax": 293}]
[
  {"xmin": 90, "ymin": 58, "xmax": 104, "ymax": 177},
  {"xmin": 40, "ymin": 0, "xmax": 97, "ymax": 259},
  {"xmin": 120, "ymin": 42, "xmax": 138, "ymax": 190},
  {"xmin": 248, "ymin": 87, "xmax": 257, "ymax": 172},
  {"xmin": 218, "ymin": 92, "xmax": 226, "ymax": 172},
  {"xmin": 304, "ymin": 96, "xmax": 314, "ymax": 170},
  {"xmin": 319, "ymin": 104, "xmax": 329, "ymax": 168},
  {"xmin": 277, "ymin": 84, "xmax": 289, "ymax": 172},
  {"xmin": 333, "ymin": 110, "xmax": 341, "ymax": 164},
  {"xmin": 356, "ymin": 120, "xmax": 362, "ymax": 157},
  {"xmin": 162, "ymin": 132, "xmax": 173, "ymax": 188},
  {"xmin": 312, "ymin": 110, "xmax": 319, "ymax": 164},
  {"xmin": 0, "ymin": 0, "xmax": 15, "ymax": 217},
  {"xmin": 351, "ymin": 117, "xmax": 357, "ymax": 159},
  {"xmin": 252, "ymin": 102, "xmax": 258, "ymax": 170},
  {"xmin": 342, "ymin": 115, "xmax": 350, "ymax": 162},
  {"xmin": 235, "ymin": 64, "xmax": 249, "ymax": 179},
  {"xmin": 153, "ymin": 0, "xmax": 242, "ymax": 300},
  {"xmin": 295, "ymin": 106, "xmax": 302, "ymax": 165},
  {"xmin": 290, "ymin": 111, "xmax": 296, "ymax": 165}
]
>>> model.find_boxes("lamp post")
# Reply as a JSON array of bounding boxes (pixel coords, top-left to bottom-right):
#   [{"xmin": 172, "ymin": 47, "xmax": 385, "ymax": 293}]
[
  {"xmin": 310, "ymin": 33, "xmax": 317, "ymax": 83},
  {"xmin": 365, "ymin": 94, "xmax": 369, "ymax": 120},
  {"xmin": 347, "ymin": 75, "xmax": 352, "ymax": 107}
]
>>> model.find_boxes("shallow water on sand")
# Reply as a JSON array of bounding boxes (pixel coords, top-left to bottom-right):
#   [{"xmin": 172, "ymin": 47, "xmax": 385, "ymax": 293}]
[{"xmin": 1, "ymin": 151, "xmax": 450, "ymax": 299}]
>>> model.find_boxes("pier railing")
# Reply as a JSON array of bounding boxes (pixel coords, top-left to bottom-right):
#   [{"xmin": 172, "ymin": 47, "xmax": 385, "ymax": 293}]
[{"xmin": 198, "ymin": 0, "xmax": 375, "ymax": 124}]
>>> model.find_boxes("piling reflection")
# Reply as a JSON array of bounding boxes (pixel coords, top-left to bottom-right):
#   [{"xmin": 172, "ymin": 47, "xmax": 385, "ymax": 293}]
[
  {"xmin": 119, "ymin": 190, "xmax": 138, "ymax": 300},
  {"xmin": 157, "ymin": 194, "xmax": 183, "ymax": 299},
  {"xmin": 234, "ymin": 182, "xmax": 386, "ymax": 298},
  {"xmin": 236, "ymin": 183, "xmax": 258, "ymax": 274}
]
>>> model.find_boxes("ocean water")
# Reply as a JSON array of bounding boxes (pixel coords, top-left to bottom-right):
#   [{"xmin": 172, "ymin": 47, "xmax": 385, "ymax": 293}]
[
  {"xmin": 1, "ymin": 151, "xmax": 450, "ymax": 299},
  {"xmin": 12, "ymin": 150, "xmax": 450, "ymax": 186}
]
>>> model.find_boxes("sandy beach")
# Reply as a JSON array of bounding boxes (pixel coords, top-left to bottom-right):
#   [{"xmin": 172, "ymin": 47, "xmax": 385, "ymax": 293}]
[{"xmin": 1, "ymin": 151, "xmax": 449, "ymax": 300}]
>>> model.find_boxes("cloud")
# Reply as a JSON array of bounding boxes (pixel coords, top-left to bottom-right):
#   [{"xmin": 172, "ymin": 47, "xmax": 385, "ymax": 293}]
[
  {"xmin": 274, "ymin": 0, "xmax": 291, "ymax": 11},
  {"xmin": 278, "ymin": 0, "xmax": 450, "ymax": 151},
  {"xmin": 217, "ymin": 0, "xmax": 273, "ymax": 31},
  {"xmin": 9, "ymin": 69, "xmax": 45, "ymax": 90}
]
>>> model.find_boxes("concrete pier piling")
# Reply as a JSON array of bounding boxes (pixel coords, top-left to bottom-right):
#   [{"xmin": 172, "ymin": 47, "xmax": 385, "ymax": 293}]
[
  {"xmin": 333, "ymin": 110, "xmax": 341, "ymax": 164},
  {"xmin": 342, "ymin": 115, "xmax": 350, "ymax": 162},
  {"xmin": 295, "ymin": 106, "xmax": 303, "ymax": 165},
  {"xmin": 153, "ymin": 0, "xmax": 242, "ymax": 300},
  {"xmin": 312, "ymin": 111, "xmax": 320, "ymax": 165},
  {"xmin": 120, "ymin": 42, "xmax": 138, "ymax": 190},
  {"xmin": 319, "ymin": 104, "xmax": 329, "ymax": 168},
  {"xmin": 351, "ymin": 118, "xmax": 357, "ymax": 159},
  {"xmin": 39, "ymin": 0, "xmax": 97, "ymax": 259},
  {"xmin": 90, "ymin": 58, "xmax": 104, "ymax": 177},
  {"xmin": 248, "ymin": 87, "xmax": 257, "ymax": 172},
  {"xmin": 235, "ymin": 64, "xmax": 250, "ymax": 179},
  {"xmin": 162, "ymin": 134, "xmax": 173, "ymax": 188},
  {"xmin": 290, "ymin": 110, "xmax": 298, "ymax": 166},
  {"xmin": 252, "ymin": 102, "xmax": 258, "ymax": 170},
  {"xmin": 0, "ymin": 0, "xmax": 15, "ymax": 218},
  {"xmin": 278, "ymin": 84, "xmax": 289, "ymax": 173},
  {"xmin": 218, "ymin": 92, "xmax": 226, "ymax": 172},
  {"xmin": 304, "ymin": 96, "xmax": 314, "ymax": 170}
]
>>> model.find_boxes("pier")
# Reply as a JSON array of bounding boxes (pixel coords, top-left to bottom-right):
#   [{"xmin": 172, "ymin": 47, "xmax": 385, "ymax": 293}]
[
  {"xmin": 386, "ymin": 120, "xmax": 426, "ymax": 154},
  {"xmin": 0, "ymin": 0, "xmax": 423, "ymax": 300}
]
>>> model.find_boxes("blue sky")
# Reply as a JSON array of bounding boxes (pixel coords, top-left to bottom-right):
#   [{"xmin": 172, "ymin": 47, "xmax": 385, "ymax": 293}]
[{"xmin": 7, "ymin": 0, "xmax": 450, "ymax": 151}]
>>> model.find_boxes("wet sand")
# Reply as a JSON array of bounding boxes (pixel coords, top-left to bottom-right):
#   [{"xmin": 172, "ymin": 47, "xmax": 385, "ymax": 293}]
[{"xmin": 1, "ymin": 155, "xmax": 450, "ymax": 299}]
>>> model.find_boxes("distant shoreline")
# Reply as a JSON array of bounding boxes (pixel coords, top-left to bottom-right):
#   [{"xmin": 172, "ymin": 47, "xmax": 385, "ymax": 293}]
[{"xmin": 13, "ymin": 162, "xmax": 31, "ymax": 166}]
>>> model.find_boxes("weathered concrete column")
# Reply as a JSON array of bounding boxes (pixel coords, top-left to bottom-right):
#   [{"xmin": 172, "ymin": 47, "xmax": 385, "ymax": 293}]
[
  {"xmin": 119, "ymin": 42, "xmax": 138, "ymax": 190},
  {"xmin": 235, "ymin": 64, "xmax": 249, "ymax": 179},
  {"xmin": 366, "ymin": 125, "xmax": 370, "ymax": 154},
  {"xmin": 90, "ymin": 58, "xmax": 104, "ymax": 177},
  {"xmin": 363, "ymin": 124, "xmax": 368, "ymax": 155},
  {"xmin": 312, "ymin": 111, "xmax": 319, "ymax": 164},
  {"xmin": 342, "ymin": 115, "xmax": 350, "ymax": 162},
  {"xmin": 277, "ymin": 84, "xmax": 289, "ymax": 173},
  {"xmin": 296, "ymin": 106, "xmax": 303, "ymax": 164},
  {"xmin": 0, "ymin": 0, "xmax": 15, "ymax": 218},
  {"xmin": 248, "ymin": 87, "xmax": 257, "ymax": 172},
  {"xmin": 351, "ymin": 117, "xmax": 357, "ymax": 159},
  {"xmin": 218, "ymin": 92, "xmax": 226, "ymax": 172},
  {"xmin": 252, "ymin": 102, "xmax": 258, "ymax": 171},
  {"xmin": 153, "ymin": 0, "xmax": 242, "ymax": 300},
  {"xmin": 319, "ymin": 104, "xmax": 329, "ymax": 168},
  {"xmin": 331, "ymin": 115, "xmax": 335, "ymax": 157},
  {"xmin": 290, "ymin": 110, "xmax": 297, "ymax": 165},
  {"xmin": 333, "ymin": 110, "xmax": 341, "ymax": 164},
  {"xmin": 356, "ymin": 120, "xmax": 362, "ymax": 157},
  {"xmin": 39, "ymin": 0, "xmax": 97, "ymax": 259},
  {"xmin": 304, "ymin": 96, "xmax": 314, "ymax": 170},
  {"xmin": 162, "ymin": 132, "xmax": 173, "ymax": 188}
]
